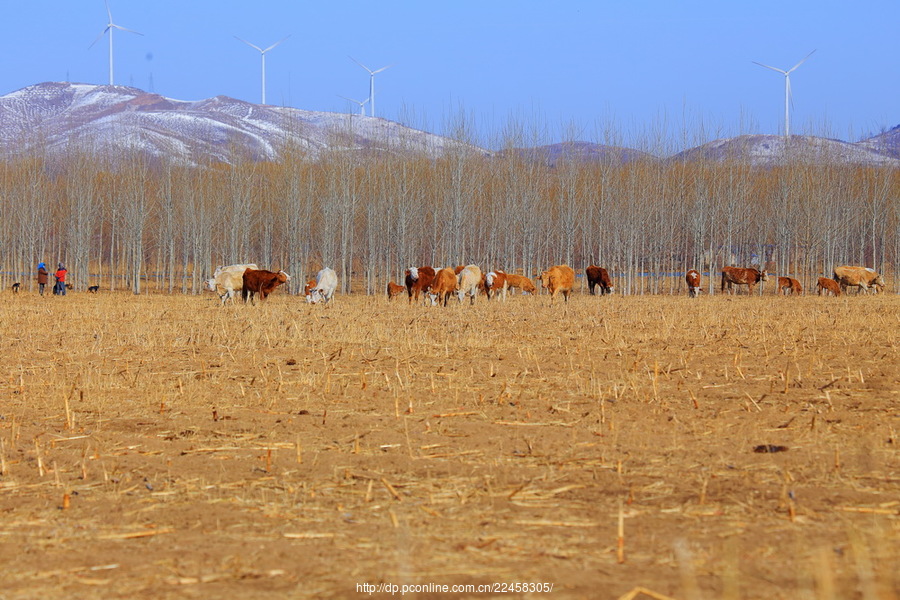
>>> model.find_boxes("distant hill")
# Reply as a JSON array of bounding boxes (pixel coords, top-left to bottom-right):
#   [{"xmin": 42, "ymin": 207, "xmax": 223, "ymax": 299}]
[
  {"xmin": 498, "ymin": 141, "xmax": 657, "ymax": 166},
  {"xmin": 0, "ymin": 82, "xmax": 478, "ymax": 165},
  {"xmin": 1, "ymin": 82, "xmax": 898, "ymax": 168},
  {"xmin": 857, "ymin": 125, "xmax": 900, "ymax": 159},
  {"xmin": 670, "ymin": 134, "xmax": 900, "ymax": 167}
]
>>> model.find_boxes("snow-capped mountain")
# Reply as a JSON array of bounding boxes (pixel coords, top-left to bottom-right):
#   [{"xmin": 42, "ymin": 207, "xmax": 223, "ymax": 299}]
[
  {"xmin": 1, "ymin": 82, "xmax": 897, "ymax": 168},
  {"xmin": 670, "ymin": 134, "xmax": 900, "ymax": 167},
  {"xmin": 0, "ymin": 82, "xmax": 480, "ymax": 165}
]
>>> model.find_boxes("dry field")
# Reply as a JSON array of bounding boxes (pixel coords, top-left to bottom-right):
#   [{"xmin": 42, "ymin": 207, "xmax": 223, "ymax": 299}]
[{"xmin": 0, "ymin": 289, "xmax": 897, "ymax": 600}]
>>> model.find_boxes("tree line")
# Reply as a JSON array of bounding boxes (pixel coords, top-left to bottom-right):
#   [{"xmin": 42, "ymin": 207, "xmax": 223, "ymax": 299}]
[{"xmin": 0, "ymin": 139, "xmax": 896, "ymax": 296}]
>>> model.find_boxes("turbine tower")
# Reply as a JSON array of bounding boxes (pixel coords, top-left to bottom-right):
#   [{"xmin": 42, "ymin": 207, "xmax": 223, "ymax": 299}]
[
  {"xmin": 236, "ymin": 36, "xmax": 289, "ymax": 105},
  {"xmin": 90, "ymin": 0, "xmax": 142, "ymax": 86},
  {"xmin": 350, "ymin": 57, "xmax": 392, "ymax": 118},
  {"xmin": 752, "ymin": 50, "xmax": 816, "ymax": 137},
  {"xmin": 339, "ymin": 95, "xmax": 370, "ymax": 116}
]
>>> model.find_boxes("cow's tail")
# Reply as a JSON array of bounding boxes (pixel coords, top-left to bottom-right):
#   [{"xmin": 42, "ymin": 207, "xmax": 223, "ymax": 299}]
[{"xmin": 720, "ymin": 270, "xmax": 726, "ymax": 292}]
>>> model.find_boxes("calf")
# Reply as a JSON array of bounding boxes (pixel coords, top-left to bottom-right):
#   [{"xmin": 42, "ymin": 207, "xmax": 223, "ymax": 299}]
[
  {"xmin": 207, "ymin": 263, "xmax": 259, "ymax": 306},
  {"xmin": 585, "ymin": 266, "xmax": 613, "ymax": 295},
  {"xmin": 405, "ymin": 266, "xmax": 436, "ymax": 305},
  {"xmin": 387, "ymin": 281, "xmax": 405, "ymax": 300},
  {"xmin": 685, "ymin": 270, "xmax": 701, "ymax": 298},
  {"xmin": 540, "ymin": 265, "xmax": 576, "ymax": 304},
  {"xmin": 777, "ymin": 276, "xmax": 802, "ymax": 295},
  {"xmin": 816, "ymin": 277, "xmax": 841, "ymax": 296},
  {"xmin": 428, "ymin": 267, "xmax": 458, "ymax": 307},
  {"xmin": 307, "ymin": 267, "xmax": 338, "ymax": 304},
  {"xmin": 484, "ymin": 270, "xmax": 509, "ymax": 301},
  {"xmin": 242, "ymin": 269, "xmax": 290, "ymax": 304},
  {"xmin": 88, "ymin": 285, "xmax": 99, "ymax": 293},
  {"xmin": 506, "ymin": 273, "xmax": 537, "ymax": 295}
]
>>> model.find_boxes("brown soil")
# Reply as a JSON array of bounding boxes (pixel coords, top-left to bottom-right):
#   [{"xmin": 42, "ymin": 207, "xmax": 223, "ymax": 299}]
[{"xmin": 0, "ymin": 291, "xmax": 897, "ymax": 599}]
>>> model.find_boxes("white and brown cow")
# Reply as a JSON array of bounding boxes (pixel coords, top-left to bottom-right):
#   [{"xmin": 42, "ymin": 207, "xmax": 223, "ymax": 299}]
[{"xmin": 685, "ymin": 269, "xmax": 701, "ymax": 298}]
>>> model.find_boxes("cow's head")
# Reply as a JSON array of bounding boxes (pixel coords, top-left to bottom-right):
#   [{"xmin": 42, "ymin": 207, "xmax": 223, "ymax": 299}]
[
  {"xmin": 205, "ymin": 278, "xmax": 217, "ymax": 292},
  {"xmin": 759, "ymin": 270, "xmax": 769, "ymax": 282},
  {"xmin": 540, "ymin": 271, "xmax": 551, "ymax": 288},
  {"xmin": 408, "ymin": 267, "xmax": 419, "ymax": 281}
]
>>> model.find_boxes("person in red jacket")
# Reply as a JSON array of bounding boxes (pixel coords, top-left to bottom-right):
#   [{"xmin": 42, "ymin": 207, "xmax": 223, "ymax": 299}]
[{"xmin": 54, "ymin": 263, "xmax": 68, "ymax": 296}]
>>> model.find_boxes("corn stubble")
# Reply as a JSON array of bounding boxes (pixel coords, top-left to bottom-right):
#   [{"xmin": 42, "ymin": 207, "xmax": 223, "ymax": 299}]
[{"xmin": 0, "ymin": 290, "xmax": 896, "ymax": 599}]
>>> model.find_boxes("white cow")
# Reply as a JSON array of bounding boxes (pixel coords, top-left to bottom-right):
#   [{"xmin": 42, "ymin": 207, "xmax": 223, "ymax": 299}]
[
  {"xmin": 207, "ymin": 263, "xmax": 258, "ymax": 306},
  {"xmin": 306, "ymin": 267, "xmax": 338, "ymax": 304},
  {"xmin": 457, "ymin": 265, "xmax": 482, "ymax": 305}
]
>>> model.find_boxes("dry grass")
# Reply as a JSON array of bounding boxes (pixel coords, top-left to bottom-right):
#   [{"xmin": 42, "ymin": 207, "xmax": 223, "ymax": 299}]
[{"xmin": 0, "ymin": 289, "xmax": 897, "ymax": 599}]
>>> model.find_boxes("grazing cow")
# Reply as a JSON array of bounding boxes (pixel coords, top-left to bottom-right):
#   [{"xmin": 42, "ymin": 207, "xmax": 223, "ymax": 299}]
[
  {"xmin": 816, "ymin": 277, "xmax": 841, "ymax": 296},
  {"xmin": 685, "ymin": 269, "xmax": 701, "ymax": 298},
  {"xmin": 506, "ymin": 273, "xmax": 537, "ymax": 295},
  {"xmin": 11, "ymin": 282, "xmax": 20, "ymax": 293},
  {"xmin": 483, "ymin": 270, "xmax": 509, "ymax": 301},
  {"xmin": 303, "ymin": 279, "xmax": 317, "ymax": 297},
  {"xmin": 87, "ymin": 285, "xmax": 99, "ymax": 294},
  {"xmin": 207, "ymin": 263, "xmax": 259, "ymax": 306},
  {"xmin": 428, "ymin": 267, "xmax": 458, "ymax": 307},
  {"xmin": 405, "ymin": 266, "xmax": 436, "ymax": 305},
  {"xmin": 721, "ymin": 266, "xmax": 768, "ymax": 295},
  {"xmin": 585, "ymin": 266, "xmax": 614, "ymax": 295},
  {"xmin": 242, "ymin": 269, "xmax": 290, "ymax": 304},
  {"xmin": 540, "ymin": 265, "xmax": 576, "ymax": 304},
  {"xmin": 833, "ymin": 266, "xmax": 885, "ymax": 294},
  {"xmin": 777, "ymin": 276, "xmax": 802, "ymax": 295},
  {"xmin": 387, "ymin": 281, "xmax": 406, "ymax": 300},
  {"xmin": 307, "ymin": 267, "xmax": 338, "ymax": 304},
  {"xmin": 457, "ymin": 265, "xmax": 483, "ymax": 304}
]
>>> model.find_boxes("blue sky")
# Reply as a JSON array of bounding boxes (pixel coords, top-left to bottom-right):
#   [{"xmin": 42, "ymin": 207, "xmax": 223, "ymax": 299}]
[{"xmin": 2, "ymin": 0, "xmax": 898, "ymax": 149}]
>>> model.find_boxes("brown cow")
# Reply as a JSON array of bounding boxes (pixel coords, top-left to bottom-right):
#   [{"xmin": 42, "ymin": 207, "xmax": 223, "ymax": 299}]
[
  {"xmin": 721, "ymin": 266, "xmax": 768, "ymax": 295},
  {"xmin": 685, "ymin": 269, "xmax": 701, "ymax": 298},
  {"xmin": 405, "ymin": 266, "xmax": 436, "ymax": 305},
  {"xmin": 540, "ymin": 265, "xmax": 576, "ymax": 304},
  {"xmin": 585, "ymin": 265, "xmax": 614, "ymax": 295},
  {"xmin": 483, "ymin": 270, "xmax": 509, "ymax": 301},
  {"xmin": 506, "ymin": 273, "xmax": 537, "ymax": 295},
  {"xmin": 777, "ymin": 276, "xmax": 802, "ymax": 295},
  {"xmin": 833, "ymin": 266, "xmax": 885, "ymax": 294},
  {"xmin": 242, "ymin": 269, "xmax": 290, "ymax": 304},
  {"xmin": 428, "ymin": 267, "xmax": 458, "ymax": 307},
  {"xmin": 387, "ymin": 281, "xmax": 405, "ymax": 300},
  {"xmin": 816, "ymin": 277, "xmax": 841, "ymax": 296}
]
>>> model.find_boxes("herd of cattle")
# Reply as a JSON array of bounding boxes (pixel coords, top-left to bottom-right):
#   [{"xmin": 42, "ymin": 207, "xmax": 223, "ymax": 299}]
[{"xmin": 206, "ymin": 262, "xmax": 887, "ymax": 306}]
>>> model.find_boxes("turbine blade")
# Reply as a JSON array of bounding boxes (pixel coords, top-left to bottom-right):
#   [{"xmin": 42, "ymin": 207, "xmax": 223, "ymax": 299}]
[
  {"xmin": 349, "ymin": 56, "xmax": 373, "ymax": 74},
  {"xmin": 752, "ymin": 61, "xmax": 786, "ymax": 74},
  {"xmin": 787, "ymin": 76, "xmax": 794, "ymax": 110},
  {"xmin": 235, "ymin": 36, "xmax": 263, "ymax": 52},
  {"xmin": 111, "ymin": 24, "xmax": 143, "ymax": 36},
  {"xmin": 88, "ymin": 27, "xmax": 110, "ymax": 49},
  {"xmin": 787, "ymin": 49, "xmax": 816, "ymax": 74},
  {"xmin": 372, "ymin": 64, "xmax": 394, "ymax": 75},
  {"xmin": 263, "ymin": 35, "xmax": 290, "ymax": 53},
  {"xmin": 105, "ymin": 0, "xmax": 112, "ymax": 21}
]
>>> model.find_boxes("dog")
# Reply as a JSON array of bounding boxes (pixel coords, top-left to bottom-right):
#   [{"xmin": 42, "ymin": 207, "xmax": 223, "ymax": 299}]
[
  {"xmin": 12, "ymin": 282, "xmax": 20, "ymax": 293},
  {"xmin": 88, "ymin": 285, "xmax": 99, "ymax": 293},
  {"xmin": 66, "ymin": 283, "xmax": 73, "ymax": 290}
]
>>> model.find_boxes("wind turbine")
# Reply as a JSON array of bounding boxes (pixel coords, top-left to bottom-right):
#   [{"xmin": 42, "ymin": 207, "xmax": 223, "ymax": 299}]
[
  {"xmin": 339, "ymin": 95, "xmax": 370, "ymax": 116},
  {"xmin": 350, "ymin": 57, "xmax": 392, "ymax": 118},
  {"xmin": 752, "ymin": 50, "xmax": 816, "ymax": 137},
  {"xmin": 90, "ymin": 0, "xmax": 142, "ymax": 86},
  {"xmin": 236, "ymin": 36, "xmax": 289, "ymax": 105}
]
